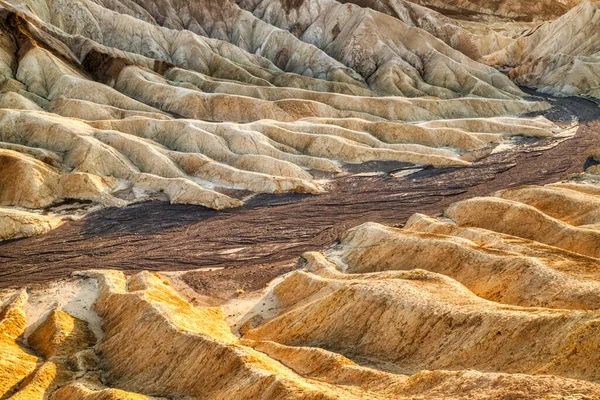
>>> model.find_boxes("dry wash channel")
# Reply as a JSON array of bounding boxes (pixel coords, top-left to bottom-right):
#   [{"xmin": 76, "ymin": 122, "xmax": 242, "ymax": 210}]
[
  {"xmin": 0, "ymin": 0, "xmax": 574, "ymax": 241},
  {"xmin": 3, "ymin": 171, "xmax": 600, "ymax": 398}
]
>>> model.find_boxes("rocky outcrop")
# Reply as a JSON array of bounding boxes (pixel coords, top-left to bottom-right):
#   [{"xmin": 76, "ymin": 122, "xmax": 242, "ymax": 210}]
[
  {"xmin": 405, "ymin": 0, "xmax": 584, "ymax": 21},
  {"xmin": 0, "ymin": 292, "xmax": 39, "ymax": 398},
  {"xmin": 0, "ymin": 0, "xmax": 563, "ymax": 241},
  {"xmin": 337, "ymin": 0, "xmax": 482, "ymax": 58},
  {"xmin": 2, "ymin": 178, "xmax": 600, "ymax": 398},
  {"xmin": 244, "ymin": 253, "xmax": 600, "ymax": 381},
  {"xmin": 10, "ymin": 309, "xmax": 96, "ymax": 400},
  {"xmin": 485, "ymin": 1, "xmax": 600, "ymax": 98},
  {"xmin": 1, "ymin": 0, "xmax": 600, "ymax": 397},
  {"xmin": 326, "ymin": 218, "xmax": 600, "ymax": 310},
  {"xmin": 2, "ymin": 258, "xmax": 600, "ymax": 399},
  {"xmin": 1, "ymin": 175, "xmax": 600, "ymax": 397},
  {"xmin": 0, "ymin": 208, "xmax": 63, "ymax": 241},
  {"xmin": 237, "ymin": 0, "xmax": 523, "ymax": 98},
  {"xmin": 238, "ymin": 179, "xmax": 600, "ymax": 394}
]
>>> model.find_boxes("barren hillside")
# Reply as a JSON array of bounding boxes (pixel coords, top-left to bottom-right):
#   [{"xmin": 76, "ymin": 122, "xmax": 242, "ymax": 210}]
[{"xmin": 1, "ymin": 0, "xmax": 600, "ymax": 398}]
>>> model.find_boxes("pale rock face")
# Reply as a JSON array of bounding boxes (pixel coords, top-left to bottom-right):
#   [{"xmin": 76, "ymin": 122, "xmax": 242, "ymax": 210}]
[
  {"xmin": 327, "ymin": 219, "xmax": 600, "ymax": 309},
  {"xmin": 0, "ymin": 208, "xmax": 63, "ymax": 241},
  {"xmin": 356, "ymin": 0, "xmax": 600, "ymax": 98},
  {"xmin": 0, "ymin": 149, "xmax": 61, "ymax": 208},
  {"xmin": 238, "ymin": 179, "xmax": 600, "ymax": 393},
  {"xmin": 484, "ymin": 1, "xmax": 600, "ymax": 98},
  {"xmin": 404, "ymin": 0, "xmax": 584, "ymax": 21},
  {"xmin": 237, "ymin": 0, "xmax": 524, "ymax": 98},
  {"xmin": 244, "ymin": 254, "xmax": 600, "ymax": 380},
  {"xmin": 337, "ymin": 0, "xmax": 483, "ymax": 58},
  {"xmin": 1, "ymin": 252, "xmax": 600, "ymax": 399},
  {"xmin": 0, "ymin": 292, "xmax": 39, "ymax": 397},
  {"xmin": 0, "ymin": 0, "xmax": 564, "ymax": 240},
  {"xmin": 307, "ymin": 180, "xmax": 600, "ymax": 313},
  {"xmin": 0, "ymin": 0, "xmax": 599, "ymax": 397},
  {"xmin": 3, "ymin": 180, "xmax": 600, "ymax": 398}
]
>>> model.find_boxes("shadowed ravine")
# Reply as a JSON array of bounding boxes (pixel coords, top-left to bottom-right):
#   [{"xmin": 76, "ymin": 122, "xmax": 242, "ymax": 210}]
[{"xmin": 1, "ymin": 95, "xmax": 599, "ymax": 295}]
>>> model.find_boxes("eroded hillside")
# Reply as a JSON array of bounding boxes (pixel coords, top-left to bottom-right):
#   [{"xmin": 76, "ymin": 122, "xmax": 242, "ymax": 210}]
[
  {"xmin": 3, "ymin": 168, "xmax": 600, "ymax": 399},
  {"xmin": 1, "ymin": 0, "xmax": 600, "ymax": 398},
  {"xmin": 2, "ymin": 0, "xmax": 594, "ymax": 240}
]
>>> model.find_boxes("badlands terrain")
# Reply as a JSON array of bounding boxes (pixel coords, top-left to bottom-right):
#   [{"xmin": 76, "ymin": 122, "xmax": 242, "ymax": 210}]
[{"xmin": 1, "ymin": 0, "xmax": 600, "ymax": 398}]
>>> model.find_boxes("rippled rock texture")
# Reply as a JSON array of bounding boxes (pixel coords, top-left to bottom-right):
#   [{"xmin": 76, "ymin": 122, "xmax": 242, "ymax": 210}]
[
  {"xmin": 485, "ymin": 0, "xmax": 600, "ymax": 98},
  {"xmin": 0, "ymin": 0, "xmax": 585, "ymax": 240},
  {"xmin": 2, "ymin": 177, "xmax": 600, "ymax": 399},
  {"xmin": 1, "ymin": 0, "xmax": 600, "ymax": 397}
]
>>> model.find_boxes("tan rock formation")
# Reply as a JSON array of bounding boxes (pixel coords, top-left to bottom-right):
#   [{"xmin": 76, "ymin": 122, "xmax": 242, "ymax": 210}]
[
  {"xmin": 0, "ymin": 0, "xmax": 574, "ymax": 243},
  {"xmin": 9, "ymin": 308, "xmax": 96, "ymax": 400},
  {"xmin": 408, "ymin": 0, "xmax": 584, "ymax": 21},
  {"xmin": 0, "ymin": 149, "xmax": 60, "ymax": 208},
  {"xmin": 337, "ymin": 0, "xmax": 482, "ymax": 58},
  {"xmin": 326, "ymin": 220, "xmax": 600, "ymax": 309},
  {"xmin": 243, "ymin": 253, "xmax": 600, "ymax": 381},
  {"xmin": 18, "ymin": 0, "xmax": 521, "ymax": 98},
  {"xmin": 237, "ymin": 0, "xmax": 523, "ymax": 98},
  {"xmin": 28, "ymin": 309, "xmax": 96, "ymax": 359},
  {"xmin": 0, "ymin": 292, "xmax": 39, "ymax": 398},
  {"xmin": 0, "ymin": 208, "xmax": 63, "ymax": 241},
  {"xmin": 1, "ymin": 0, "xmax": 600, "ymax": 396},
  {"xmin": 237, "ymin": 180, "xmax": 600, "ymax": 395},
  {"xmin": 2, "ymin": 263, "xmax": 600, "ymax": 399},
  {"xmin": 3, "ymin": 176, "xmax": 600, "ymax": 396},
  {"xmin": 445, "ymin": 196, "xmax": 600, "ymax": 258},
  {"xmin": 3, "ymin": 175, "xmax": 600, "ymax": 394},
  {"xmin": 53, "ymin": 384, "xmax": 157, "ymax": 400}
]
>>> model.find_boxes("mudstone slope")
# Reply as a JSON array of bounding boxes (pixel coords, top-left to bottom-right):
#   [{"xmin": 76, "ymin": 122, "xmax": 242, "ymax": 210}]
[
  {"xmin": 0, "ymin": 0, "xmax": 584, "ymax": 240},
  {"xmin": 3, "ymin": 173, "xmax": 600, "ymax": 399},
  {"xmin": 1, "ymin": 0, "xmax": 600, "ymax": 398}
]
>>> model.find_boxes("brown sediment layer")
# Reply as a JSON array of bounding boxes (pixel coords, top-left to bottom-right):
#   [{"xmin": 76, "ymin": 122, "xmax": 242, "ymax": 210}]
[{"xmin": 1, "ymin": 116, "xmax": 597, "ymax": 292}]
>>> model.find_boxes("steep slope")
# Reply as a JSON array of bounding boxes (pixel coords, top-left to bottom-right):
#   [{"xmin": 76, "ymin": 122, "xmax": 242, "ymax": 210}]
[
  {"xmin": 239, "ymin": 178, "xmax": 600, "ymax": 392},
  {"xmin": 338, "ymin": 0, "xmax": 494, "ymax": 59},
  {"xmin": 237, "ymin": 0, "xmax": 523, "ymax": 98},
  {"xmin": 0, "ymin": 208, "xmax": 63, "ymax": 241},
  {"xmin": 485, "ymin": 0, "xmax": 600, "ymax": 98},
  {"xmin": 0, "ymin": 292, "xmax": 39, "ymax": 397},
  {"xmin": 27, "ymin": 0, "xmax": 525, "ymax": 98},
  {"xmin": 1, "ymin": 0, "xmax": 600, "ymax": 397},
  {"xmin": 404, "ymin": 0, "xmax": 584, "ymax": 21},
  {"xmin": 2, "ymin": 177, "xmax": 600, "ymax": 399},
  {"xmin": 0, "ymin": 0, "xmax": 563, "ymax": 241},
  {"xmin": 4, "ymin": 0, "xmax": 526, "ymax": 98},
  {"xmin": 339, "ymin": 0, "xmax": 545, "ymax": 59},
  {"xmin": 2, "ymin": 265, "xmax": 600, "ymax": 399},
  {"xmin": 243, "ymin": 253, "xmax": 600, "ymax": 380}
]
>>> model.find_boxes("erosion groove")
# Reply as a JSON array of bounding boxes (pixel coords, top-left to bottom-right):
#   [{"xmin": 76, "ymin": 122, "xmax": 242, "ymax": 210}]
[
  {"xmin": 1, "ymin": 0, "xmax": 600, "ymax": 398},
  {"xmin": 0, "ymin": 115, "xmax": 597, "ymax": 287},
  {"xmin": 0, "ymin": 0, "xmax": 591, "ymax": 242}
]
